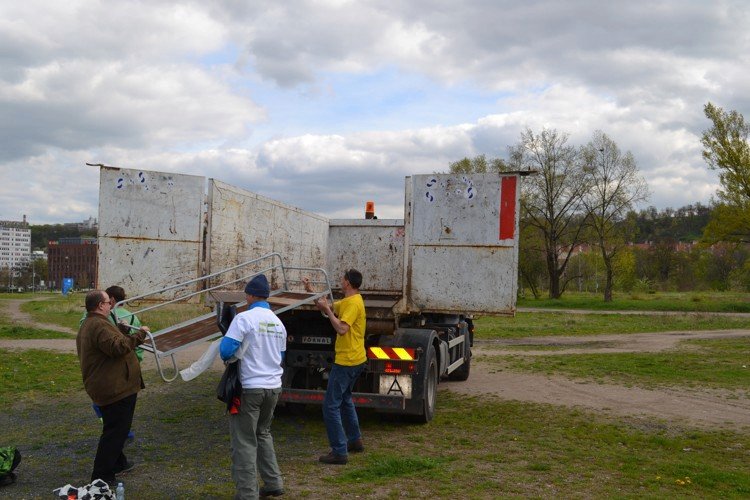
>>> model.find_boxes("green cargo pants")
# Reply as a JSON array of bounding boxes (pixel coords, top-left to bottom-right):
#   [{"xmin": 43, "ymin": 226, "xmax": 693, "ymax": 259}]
[{"xmin": 229, "ymin": 388, "xmax": 283, "ymax": 500}]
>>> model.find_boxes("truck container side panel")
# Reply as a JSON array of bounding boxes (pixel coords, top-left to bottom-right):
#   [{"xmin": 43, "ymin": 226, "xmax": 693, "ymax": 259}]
[
  {"xmin": 410, "ymin": 173, "xmax": 516, "ymax": 247},
  {"xmin": 406, "ymin": 173, "xmax": 520, "ymax": 315},
  {"xmin": 97, "ymin": 167, "xmax": 205, "ymax": 296},
  {"xmin": 207, "ymin": 180, "xmax": 328, "ymax": 286},
  {"xmin": 327, "ymin": 220, "xmax": 405, "ymax": 293},
  {"xmin": 408, "ymin": 246, "xmax": 516, "ymax": 314}
]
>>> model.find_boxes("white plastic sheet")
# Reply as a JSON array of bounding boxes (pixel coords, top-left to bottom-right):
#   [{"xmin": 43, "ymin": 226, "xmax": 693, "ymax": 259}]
[
  {"xmin": 179, "ymin": 338, "xmax": 221, "ymax": 381},
  {"xmin": 179, "ymin": 336, "xmax": 250, "ymax": 382}
]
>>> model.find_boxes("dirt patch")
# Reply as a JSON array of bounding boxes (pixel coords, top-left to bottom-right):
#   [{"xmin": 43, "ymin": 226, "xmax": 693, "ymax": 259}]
[
  {"xmin": 440, "ymin": 329, "xmax": 750, "ymax": 431},
  {"xmin": 447, "ymin": 359, "xmax": 750, "ymax": 431}
]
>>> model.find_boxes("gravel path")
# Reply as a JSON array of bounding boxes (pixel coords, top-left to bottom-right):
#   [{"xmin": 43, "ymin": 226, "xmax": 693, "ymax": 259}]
[{"xmin": 450, "ymin": 328, "xmax": 750, "ymax": 431}]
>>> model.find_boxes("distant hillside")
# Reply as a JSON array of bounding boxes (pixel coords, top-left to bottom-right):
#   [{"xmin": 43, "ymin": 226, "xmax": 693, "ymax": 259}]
[
  {"xmin": 631, "ymin": 203, "xmax": 712, "ymax": 243},
  {"xmin": 30, "ymin": 224, "xmax": 97, "ymax": 250}
]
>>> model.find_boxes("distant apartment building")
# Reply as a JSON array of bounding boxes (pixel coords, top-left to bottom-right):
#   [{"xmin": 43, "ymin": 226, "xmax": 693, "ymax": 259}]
[
  {"xmin": 64, "ymin": 216, "xmax": 98, "ymax": 232},
  {"xmin": 47, "ymin": 237, "xmax": 98, "ymax": 290},
  {"xmin": 31, "ymin": 250, "xmax": 47, "ymax": 261},
  {"xmin": 0, "ymin": 215, "xmax": 31, "ymax": 271}
]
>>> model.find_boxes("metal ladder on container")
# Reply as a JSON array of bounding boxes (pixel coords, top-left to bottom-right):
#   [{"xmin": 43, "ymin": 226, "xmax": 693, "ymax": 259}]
[{"xmin": 115, "ymin": 252, "xmax": 333, "ymax": 382}]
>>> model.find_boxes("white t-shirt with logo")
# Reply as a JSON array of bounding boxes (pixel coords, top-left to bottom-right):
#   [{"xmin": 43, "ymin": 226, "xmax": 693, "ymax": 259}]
[{"xmin": 225, "ymin": 305, "xmax": 287, "ymax": 389}]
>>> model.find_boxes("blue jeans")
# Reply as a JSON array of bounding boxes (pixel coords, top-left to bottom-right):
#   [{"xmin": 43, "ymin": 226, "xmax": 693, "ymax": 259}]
[{"xmin": 323, "ymin": 363, "xmax": 366, "ymax": 456}]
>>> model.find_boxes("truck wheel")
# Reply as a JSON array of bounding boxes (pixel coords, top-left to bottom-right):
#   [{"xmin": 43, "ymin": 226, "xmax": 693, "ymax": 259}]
[
  {"xmin": 448, "ymin": 347, "xmax": 471, "ymax": 381},
  {"xmin": 417, "ymin": 345, "xmax": 437, "ymax": 423}
]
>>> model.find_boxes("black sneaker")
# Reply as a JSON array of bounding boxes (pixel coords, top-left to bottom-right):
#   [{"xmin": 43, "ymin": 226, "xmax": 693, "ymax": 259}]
[
  {"xmin": 260, "ymin": 486, "xmax": 285, "ymax": 497},
  {"xmin": 318, "ymin": 451, "xmax": 348, "ymax": 465},
  {"xmin": 347, "ymin": 438, "xmax": 364, "ymax": 453}
]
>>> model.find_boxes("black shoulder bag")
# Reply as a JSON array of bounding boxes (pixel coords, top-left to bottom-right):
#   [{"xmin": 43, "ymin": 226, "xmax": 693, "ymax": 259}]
[{"xmin": 217, "ymin": 361, "xmax": 242, "ymax": 412}]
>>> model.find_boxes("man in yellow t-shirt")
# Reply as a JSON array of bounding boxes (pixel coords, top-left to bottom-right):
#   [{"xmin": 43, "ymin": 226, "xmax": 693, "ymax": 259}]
[{"xmin": 304, "ymin": 269, "xmax": 366, "ymax": 465}]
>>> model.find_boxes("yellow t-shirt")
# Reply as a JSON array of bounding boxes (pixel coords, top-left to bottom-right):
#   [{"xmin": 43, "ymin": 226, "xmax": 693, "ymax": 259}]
[{"xmin": 333, "ymin": 293, "xmax": 367, "ymax": 366}]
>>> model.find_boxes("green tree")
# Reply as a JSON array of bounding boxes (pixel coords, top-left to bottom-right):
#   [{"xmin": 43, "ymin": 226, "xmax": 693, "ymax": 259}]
[
  {"xmin": 701, "ymin": 102, "xmax": 750, "ymax": 243},
  {"xmin": 517, "ymin": 222, "xmax": 546, "ymax": 298},
  {"xmin": 613, "ymin": 247, "xmax": 637, "ymax": 292},
  {"xmin": 581, "ymin": 131, "xmax": 649, "ymax": 301},
  {"xmin": 448, "ymin": 154, "xmax": 508, "ymax": 173},
  {"xmin": 509, "ymin": 128, "xmax": 590, "ymax": 299}
]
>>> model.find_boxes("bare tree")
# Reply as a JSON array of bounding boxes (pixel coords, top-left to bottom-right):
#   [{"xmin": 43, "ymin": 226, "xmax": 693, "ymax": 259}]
[
  {"xmin": 509, "ymin": 128, "xmax": 590, "ymax": 299},
  {"xmin": 448, "ymin": 154, "xmax": 508, "ymax": 173},
  {"xmin": 581, "ymin": 131, "xmax": 649, "ymax": 301}
]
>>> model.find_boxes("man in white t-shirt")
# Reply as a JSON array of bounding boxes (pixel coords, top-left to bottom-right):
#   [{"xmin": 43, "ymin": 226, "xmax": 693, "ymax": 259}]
[{"xmin": 220, "ymin": 274, "xmax": 286, "ymax": 499}]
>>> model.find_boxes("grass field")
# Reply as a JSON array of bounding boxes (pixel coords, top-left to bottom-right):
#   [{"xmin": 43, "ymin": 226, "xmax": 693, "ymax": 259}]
[
  {"xmin": 2, "ymin": 293, "xmax": 750, "ymax": 497},
  {"xmin": 474, "ymin": 311, "xmax": 750, "ymax": 339},
  {"xmin": 0, "ymin": 323, "xmax": 71, "ymax": 340},
  {"xmin": 10, "ymin": 293, "xmax": 750, "ymax": 341},
  {"xmin": 518, "ymin": 291, "xmax": 750, "ymax": 312},
  {"xmin": 480, "ymin": 337, "xmax": 750, "ymax": 391},
  {"xmin": 18, "ymin": 293, "xmax": 211, "ymax": 332},
  {"xmin": 3, "ymin": 368, "xmax": 749, "ymax": 498},
  {"xmin": 0, "ymin": 349, "xmax": 81, "ymax": 407}
]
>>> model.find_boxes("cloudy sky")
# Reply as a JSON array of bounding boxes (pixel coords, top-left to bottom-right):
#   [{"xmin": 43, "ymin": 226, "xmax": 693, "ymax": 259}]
[{"xmin": 2, "ymin": 0, "xmax": 748, "ymax": 224}]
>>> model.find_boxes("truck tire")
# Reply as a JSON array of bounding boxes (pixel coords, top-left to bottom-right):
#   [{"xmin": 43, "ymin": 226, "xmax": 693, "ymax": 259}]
[
  {"xmin": 448, "ymin": 346, "xmax": 471, "ymax": 381},
  {"xmin": 416, "ymin": 345, "xmax": 438, "ymax": 423}
]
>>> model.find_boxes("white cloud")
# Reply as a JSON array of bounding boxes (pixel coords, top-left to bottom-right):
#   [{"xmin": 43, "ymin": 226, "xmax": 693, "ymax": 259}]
[{"xmin": 0, "ymin": 0, "xmax": 747, "ymax": 228}]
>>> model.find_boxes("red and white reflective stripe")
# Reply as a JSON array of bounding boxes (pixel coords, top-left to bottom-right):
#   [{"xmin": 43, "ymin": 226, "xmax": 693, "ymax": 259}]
[
  {"xmin": 367, "ymin": 347, "xmax": 416, "ymax": 361},
  {"xmin": 499, "ymin": 176, "xmax": 517, "ymax": 240}
]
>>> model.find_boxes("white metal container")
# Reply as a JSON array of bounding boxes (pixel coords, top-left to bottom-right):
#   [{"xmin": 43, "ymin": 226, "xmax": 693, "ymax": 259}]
[
  {"xmin": 98, "ymin": 167, "xmax": 205, "ymax": 296},
  {"xmin": 98, "ymin": 168, "xmax": 520, "ymax": 316},
  {"xmin": 327, "ymin": 219, "xmax": 405, "ymax": 293},
  {"xmin": 206, "ymin": 179, "xmax": 328, "ymax": 287},
  {"xmin": 403, "ymin": 173, "xmax": 519, "ymax": 315}
]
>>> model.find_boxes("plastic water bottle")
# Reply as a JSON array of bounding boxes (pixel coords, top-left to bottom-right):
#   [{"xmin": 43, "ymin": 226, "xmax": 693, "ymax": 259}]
[{"xmin": 115, "ymin": 482, "xmax": 125, "ymax": 500}]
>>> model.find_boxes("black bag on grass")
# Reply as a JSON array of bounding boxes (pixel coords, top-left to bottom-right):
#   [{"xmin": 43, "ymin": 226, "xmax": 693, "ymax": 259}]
[{"xmin": 0, "ymin": 446, "xmax": 21, "ymax": 487}]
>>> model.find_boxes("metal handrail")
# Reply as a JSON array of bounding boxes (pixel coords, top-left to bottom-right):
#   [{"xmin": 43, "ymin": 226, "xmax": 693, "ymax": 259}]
[
  {"xmin": 115, "ymin": 252, "xmax": 285, "ymax": 314},
  {"xmin": 110, "ymin": 253, "xmax": 334, "ymax": 382}
]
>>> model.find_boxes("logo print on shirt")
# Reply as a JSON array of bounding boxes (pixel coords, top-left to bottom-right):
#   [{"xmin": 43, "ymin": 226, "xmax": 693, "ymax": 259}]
[{"xmin": 259, "ymin": 321, "xmax": 283, "ymax": 336}]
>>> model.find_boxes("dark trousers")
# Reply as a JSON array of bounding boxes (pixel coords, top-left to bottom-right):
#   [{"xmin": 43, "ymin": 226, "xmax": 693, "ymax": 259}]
[{"xmin": 91, "ymin": 393, "xmax": 137, "ymax": 483}]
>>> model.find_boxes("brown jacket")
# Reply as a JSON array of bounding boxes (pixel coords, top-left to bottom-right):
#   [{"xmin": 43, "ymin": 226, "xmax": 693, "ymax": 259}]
[{"xmin": 76, "ymin": 312, "xmax": 146, "ymax": 406}]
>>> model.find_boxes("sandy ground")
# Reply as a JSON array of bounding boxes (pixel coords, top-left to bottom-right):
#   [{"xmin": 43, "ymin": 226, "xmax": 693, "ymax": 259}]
[{"xmin": 3, "ymin": 298, "xmax": 750, "ymax": 430}]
